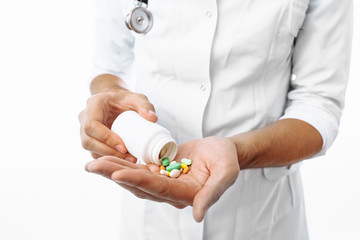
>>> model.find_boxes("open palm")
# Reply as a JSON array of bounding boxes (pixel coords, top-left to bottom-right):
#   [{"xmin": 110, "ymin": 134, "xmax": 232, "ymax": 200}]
[{"xmin": 85, "ymin": 136, "xmax": 240, "ymax": 222}]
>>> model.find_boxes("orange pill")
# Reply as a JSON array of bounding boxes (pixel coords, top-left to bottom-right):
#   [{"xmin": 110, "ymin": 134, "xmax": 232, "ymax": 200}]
[
  {"xmin": 160, "ymin": 165, "xmax": 166, "ymax": 170},
  {"xmin": 183, "ymin": 166, "xmax": 190, "ymax": 174}
]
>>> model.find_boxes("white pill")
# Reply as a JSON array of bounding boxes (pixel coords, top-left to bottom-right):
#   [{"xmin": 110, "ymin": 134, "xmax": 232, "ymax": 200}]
[
  {"xmin": 169, "ymin": 169, "xmax": 181, "ymax": 178},
  {"xmin": 160, "ymin": 170, "xmax": 168, "ymax": 176},
  {"xmin": 181, "ymin": 158, "xmax": 192, "ymax": 165},
  {"xmin": 170, "ymin": 161, "xmax": 177, "ymax": 165}
]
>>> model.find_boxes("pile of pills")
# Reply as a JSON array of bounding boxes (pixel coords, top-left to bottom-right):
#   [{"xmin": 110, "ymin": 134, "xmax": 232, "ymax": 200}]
[{"xmin": 159, "ymin": 157, "xmax": 192, "ymax": 178}]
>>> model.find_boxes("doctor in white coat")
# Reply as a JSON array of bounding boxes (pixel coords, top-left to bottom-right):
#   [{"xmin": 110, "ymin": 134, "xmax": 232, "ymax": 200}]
[{"xmin": 79, "ymin": 0, "xmax": 353, "ymax": 239}]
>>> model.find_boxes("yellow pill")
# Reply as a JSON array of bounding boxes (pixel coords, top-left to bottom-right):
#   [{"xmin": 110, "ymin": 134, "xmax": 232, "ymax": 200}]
[{"xmin": 181, "ymin": 163, "xmax": 187, "ymax": 169}]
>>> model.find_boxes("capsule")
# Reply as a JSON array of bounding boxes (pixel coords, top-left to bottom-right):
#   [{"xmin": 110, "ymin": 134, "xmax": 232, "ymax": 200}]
[
  {"xmin": 166, "ymin": 162, "xmax": 182, "ymax": 172},
  {"xmin": 162, "ymin": 158, "xmax": 170, "ymax": 167},
  {"xmin": 181, "ymin": 158, "xmax": 192, "ymax": 166}
]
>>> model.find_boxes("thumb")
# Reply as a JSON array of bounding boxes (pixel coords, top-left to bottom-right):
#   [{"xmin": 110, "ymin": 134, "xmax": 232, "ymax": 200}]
[
  {"xmin": 124, "ymin": 93, "xmax": 158, "ymax": 122},
  {"xmin": 192, "ymin": 165, "xmax": 239, "ymax": 223},
  {"xmin": 192, "ymin": 174, "xmax": 231, "ymax": 222},
  {"xmin": 137, "ymin": 107, "xmax": 158, "ymax": 123},
  {"xmin": 111, "ymin": 90, "xmax": 158, "ymax": 123}
]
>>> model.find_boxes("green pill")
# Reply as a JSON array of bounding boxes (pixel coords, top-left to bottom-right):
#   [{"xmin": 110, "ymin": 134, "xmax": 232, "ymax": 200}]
[
  {"xmin": 166, "ymin": 162, "xmax": 181, "ymax": 172},
  {"xmin": 162, "ymin": 158, "xmax": 170, "ymax": 167},
  {"xmin": 181, "ymin": 158, "xmax": 192, "ymax": 166}
]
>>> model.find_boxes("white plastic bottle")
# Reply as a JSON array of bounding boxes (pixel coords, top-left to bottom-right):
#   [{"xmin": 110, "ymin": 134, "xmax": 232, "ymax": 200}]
[{"xmin": 111, "ymin": 110, "xmax": 178, "ymax": 165}]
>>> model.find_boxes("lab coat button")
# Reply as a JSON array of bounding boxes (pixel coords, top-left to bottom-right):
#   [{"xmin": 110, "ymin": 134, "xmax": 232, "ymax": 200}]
[
  {"xmin": 200, "ymin": 85, "xmax": 206, "ymax": 91},
  {"xmin": 206, "ymin": 11, "xmax": 212, "ymax": 18}
]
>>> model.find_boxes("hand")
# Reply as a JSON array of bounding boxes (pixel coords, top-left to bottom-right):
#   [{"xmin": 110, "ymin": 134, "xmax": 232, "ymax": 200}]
[
  {"xmin": 78, "ymin": 88, "xmax": 158, "ymax": 161},
  {"xmin": 85, "ymin": 136, "xmax": 240, "ymax": 222}
]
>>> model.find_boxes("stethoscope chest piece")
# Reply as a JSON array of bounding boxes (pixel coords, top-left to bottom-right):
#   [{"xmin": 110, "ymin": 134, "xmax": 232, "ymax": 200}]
[{"xmin": 126, "ymin": 5, "xmax": 153, "ymax": 34}]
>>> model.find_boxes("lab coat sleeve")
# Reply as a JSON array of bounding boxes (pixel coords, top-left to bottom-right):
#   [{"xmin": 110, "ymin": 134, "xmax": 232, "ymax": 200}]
[
  {"xmin": 281, "ymin": 0, "xmax": 353, "ymax": 156},
  {"xmin": 92, "ymin": 0, "xmax": 135, "ymax": 83}
]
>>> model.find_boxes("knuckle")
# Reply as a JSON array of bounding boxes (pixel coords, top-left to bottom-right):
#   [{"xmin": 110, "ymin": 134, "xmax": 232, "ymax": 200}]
[
  {"xmin": 157, "ymin": 186, "xmax": 169, "ymax": 199},
  {"xmin": 78, "ymin": 110, "xmax": 84, "ymax": 122},
  {"xmin": 133, "ymin": 93, "xmax": 149, "ymax": 103},
  {"xmin": 231, "ymin": 167, "xmax": 240, "ymax": 178},
  {"xmin": 82, "ymin": 120, "xmax": 93, "ymax": 134},
  {"xmin": 112, "ymin": 91, "xmax": 127, "ymax": 102},
  {"xmin": 88, "ymin": 161, "xmax": 102, "ymax": 173},
  {"xmin": 102, "ymin": 131, "xmax": 113, "ymax": 145},
  {"xmin": 174, "ymin": 204, "xmax": 186, "ymax": 209},
  {"xmin": 113, "ymin": 152, "xmax": 127, "ymax": 160},
  {"xmin": 81, "ymin": 137, "xmax": 92, "ymax": 150},
  {"xmin": 86, "ymin": 93, "xmax": 106, "ymax": 106},
  {"xmin": 91, "ymin": 152, "xmax": 101, "ymax": 159},
  {"xmin": 112, "ymin": 90, "xmax": 124, "ymax": 98},
  {"xmin": 214, "ymin": 191, "xmax": 221, "ymax": 202},
  {"xmin": 138, "ymin": 93, "xmax": 149, "ymax": 101},
  {"xmin": 86, "ymin": 95, "xmax": 96, "ymax": 105},
  {"xmin": 134, "ymin": 192, "xmax": 146, "ymax": 200}
]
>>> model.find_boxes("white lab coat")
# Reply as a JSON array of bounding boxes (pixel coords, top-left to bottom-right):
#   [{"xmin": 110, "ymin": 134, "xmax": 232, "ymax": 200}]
[{"xmin": 92, "ymin": 0, "xmax": 353, "ymax": 239}]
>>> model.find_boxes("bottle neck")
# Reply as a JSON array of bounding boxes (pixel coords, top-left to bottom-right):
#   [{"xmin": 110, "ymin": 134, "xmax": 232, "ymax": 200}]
[{"xmin": 147, "ymin": 133, "xmax": 177, "ymax": 165}]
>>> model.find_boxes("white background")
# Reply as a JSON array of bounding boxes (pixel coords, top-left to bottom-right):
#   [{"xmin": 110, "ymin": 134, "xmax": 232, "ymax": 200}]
[{"xmin": 0, "ymin": 1, "xmax": 358, "ymax": 239}]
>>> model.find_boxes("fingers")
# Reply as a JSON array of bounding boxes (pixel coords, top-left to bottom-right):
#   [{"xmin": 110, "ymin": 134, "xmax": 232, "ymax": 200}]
[
  {"xmin": 79, "ymin": 91, "xmax": 157, "ymax": 159},
  {"xmin": 85, "ymin": 156, "xmax": 143, "ymax": 174},
  {"xmin": 118, "ymin": 183, "xmax": 187, "ymax": 208},
  {"xmin": 92, "ymin": 156, "xmax": 143, "ymax": 169},
  {"xmin": 91, "ymin": 152, "xmax": 102, "ymax": 159},
  {"xmin": 192, "ymin": 171, "xmax": 238, "ymax": 222},
  {"xmin": 85, "ymin": 158, "xmax": 129, "ymax": 179},
  {"xmin": 85, "ymin": 156, "xmax": 187, "ymax": 208},
  {"xmin": 83, "ymin": 98, "xmax": 128, "ymax": 152},
  {"xmin": 82, "ymin": 119, "xmax": 127, "ymax": 153},
  {"xmin": 111, "ymin": 168, "xmax": 197, "ymax": 205},
  {"xmin": 110, "ymin": 92, "xmax": 158, "ymax": 123},
  {"xmin": 100, "ymin": 156, "xmax": 196, "ymax": 204},
  {"xmin": 137, "ymin": 107, "xmax": 158, "ymax": 123},
  {"xmin": 81, "ymin": 132, "xmax": 136, "ymax": 161},
  {"xmin": 192, "ymin": 176, "xmax": 222, "ymax": 222}
]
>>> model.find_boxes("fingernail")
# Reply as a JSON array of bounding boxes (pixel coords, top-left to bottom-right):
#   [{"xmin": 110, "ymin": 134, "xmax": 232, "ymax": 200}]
[
  {"xmin": 115, "ymin": 144, "xmax": 127, "ymax": 154},
  {"xmin": 124, "ymin": 156, "xmax": 137, "ymax": 163},
  {"xmin": 85, "ymin": 162, "xmax": 95, "ymax": 172},
  {"xmin": 148, "ymin": 110, "xmax": 156, "ymax": 116}
]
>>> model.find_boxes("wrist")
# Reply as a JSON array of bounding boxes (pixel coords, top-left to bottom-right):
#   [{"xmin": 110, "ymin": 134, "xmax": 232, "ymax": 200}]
[{"xmin": 228, "ymin": 134, "xmax": 259, "ymax": 169}]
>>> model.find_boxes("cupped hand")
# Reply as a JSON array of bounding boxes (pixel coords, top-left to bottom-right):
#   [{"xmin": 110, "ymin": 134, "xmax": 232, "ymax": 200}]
[
  {"xmin": 78, "ymin": 89, "xmax": 158, "ymax": 161},
  {"xmin": 85, "ymin": 136, "xmax": 240, "ymax": 222}
]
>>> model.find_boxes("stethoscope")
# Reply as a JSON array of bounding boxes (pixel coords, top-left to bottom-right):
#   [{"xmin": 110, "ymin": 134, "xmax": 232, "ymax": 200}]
[{"xmin": 126, "ymin": 0, "xmax": 153, "ymax": 34}]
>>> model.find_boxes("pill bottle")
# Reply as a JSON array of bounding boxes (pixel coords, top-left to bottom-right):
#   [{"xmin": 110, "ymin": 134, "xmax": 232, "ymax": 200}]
[{"xmin": 111, "ymin": 110, "xmax": 178, "ymax": 165}]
